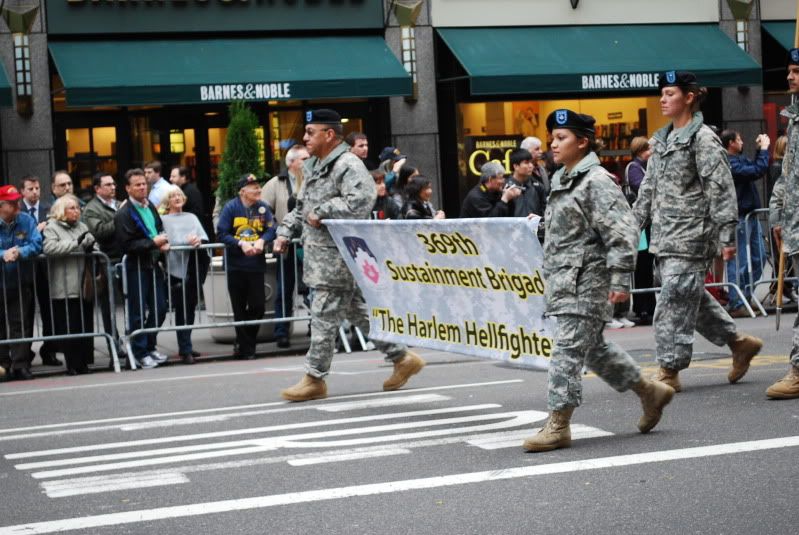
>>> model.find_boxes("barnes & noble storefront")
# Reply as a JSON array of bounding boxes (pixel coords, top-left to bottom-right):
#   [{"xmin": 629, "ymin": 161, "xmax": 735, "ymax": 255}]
[
  {"xmin": 435, "ymin": 24, "xmax": 761, "ymax": 217},
  {"xmin": 47, "ymin": 1, "xmax": 411, "ymax": 204}
]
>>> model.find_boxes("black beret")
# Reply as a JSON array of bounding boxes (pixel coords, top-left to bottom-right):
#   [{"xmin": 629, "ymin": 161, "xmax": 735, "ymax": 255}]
[
  {"xmin": 788, "ymin": 48, "xmax": 799, "ymax": 67},
  {"xmin": 236, "ymin": 174, "xmax": 260, "ymax": 191},
  {"xmin": 305, "ymin": 108, "xmax": 342, "ymax": 125},
  {"xmin": 658, "ymin": 70, "xmax": 698, "ymax": 90},
  {"xmin": 546, "ymin": 109, "xmax": 596, "ymax": 136}
]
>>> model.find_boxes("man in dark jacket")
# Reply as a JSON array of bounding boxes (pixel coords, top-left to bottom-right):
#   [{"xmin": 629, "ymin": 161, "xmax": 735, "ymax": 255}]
[
  {"xmin": 721, "ymin": 129, "xmax": 770, "ymax": 317},
  {"xmin": 116, "ymin": 168, "xmax": 170, "ymax": 369},
  {"xmin": 460, "ymin": 161, "xmax": 521, "ymax": 218},
  {"xmin": 217, "ymin": 174, "xmax": 276, "ymax": 360},
  {"xmin": 507, "ymin": 148, "xmax": 546, "ymax": 218}
]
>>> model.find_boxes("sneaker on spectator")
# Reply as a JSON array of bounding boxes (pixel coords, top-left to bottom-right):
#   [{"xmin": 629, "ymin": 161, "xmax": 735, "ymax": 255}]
[
  {"xmin": 617, "ymin": 317, "xmax": 636, "ymax": 328},
  {"xmin": 605, "ymin": 319, "xmax": 625, "ymax": 329},
  {"xmin": 137, "ymin": 355, "xmax": 159, "ymax": 369},
  {"xmin": 149, "ymin": 351, "xmax": 169, "ymax": 364}
]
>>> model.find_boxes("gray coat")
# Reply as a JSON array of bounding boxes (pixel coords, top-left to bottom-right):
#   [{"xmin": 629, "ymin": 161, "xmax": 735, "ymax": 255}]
[
  {"xmin": 633, "ymin": 112, "xmax": 737, "ymax": 261},
  {"xmin": 277, "ymin": 142, "xmax": 376, "ymax": 289},
  {"xmin": 42, "ymin": 219, "xmax": 96, "ymax": 299},
  {"xmin": 543, "ymin": 152, "xmax": 638, "ymax": 320}
]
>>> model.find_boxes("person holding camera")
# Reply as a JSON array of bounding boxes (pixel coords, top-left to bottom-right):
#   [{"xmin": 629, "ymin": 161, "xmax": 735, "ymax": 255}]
[
  {"xmin": 720, "ymin": 129, "xmax": 770, "ymax": 317},
  {"xmin": 42, "ymin": 194, "xmax": 98, "ymax": 375},
  {"xmin": 460, "ymin": 161, "xmax": 521, "ymax": 218}
]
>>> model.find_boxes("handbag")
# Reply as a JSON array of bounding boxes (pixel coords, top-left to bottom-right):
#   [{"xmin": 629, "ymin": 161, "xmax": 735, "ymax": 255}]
[{"xmin": 82, "ymin": 260, "xmax": 107, "ymax": 301}]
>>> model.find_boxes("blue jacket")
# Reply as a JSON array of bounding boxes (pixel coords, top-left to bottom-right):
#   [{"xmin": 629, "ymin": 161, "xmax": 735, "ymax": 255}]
[
  {"xmin": 728, "ymin": 149, "xmax": 769, "ymax": 216},
  {"xmin": 0, "ymin": 212, "xmax": 43, "ymax": 288},
  {"xmin": 216, "ymin": 197, "xmax": 276, "ymax": 272}
]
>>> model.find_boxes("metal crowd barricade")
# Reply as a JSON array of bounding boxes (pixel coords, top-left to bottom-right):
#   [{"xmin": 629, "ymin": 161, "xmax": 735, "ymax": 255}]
[
  {"xmin": 120, "ymin": 241, "xmax": 312, "ymax": 370},
  {"xmin": 744, "ymin": 207, "xmax": 799, "ymax": 315},
  {"xmin": 0, "ymin": 251, "xmax": 121, "ymax": 372}
]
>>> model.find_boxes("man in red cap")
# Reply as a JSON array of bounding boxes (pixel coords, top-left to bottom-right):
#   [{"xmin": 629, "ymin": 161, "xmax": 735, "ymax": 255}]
[{"xmin": 0, "ymin": 184, "xmax": 43, "ymax": 381}]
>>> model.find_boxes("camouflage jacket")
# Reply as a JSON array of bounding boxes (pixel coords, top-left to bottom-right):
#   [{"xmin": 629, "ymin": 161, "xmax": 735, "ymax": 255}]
[
  {"xmin": 769, "ymin": 102, "xmax": 799, "ymax": 254},
  {"xmin": 633, "ymin": 112, "xmax": 737, "ymax": 260},
  {"xmin": 277, "ymin": 141, "xmax": 376, "ymax": 288},
  {"xmin": 543, "ymin": 152, "xmax": 638, "ymax": 319}
]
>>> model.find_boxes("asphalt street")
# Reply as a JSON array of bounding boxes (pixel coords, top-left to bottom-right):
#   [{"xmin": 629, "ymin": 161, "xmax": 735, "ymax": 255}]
[{"xmin": 0, "ymin": 314, "xmax": 797, "ymax": 535}]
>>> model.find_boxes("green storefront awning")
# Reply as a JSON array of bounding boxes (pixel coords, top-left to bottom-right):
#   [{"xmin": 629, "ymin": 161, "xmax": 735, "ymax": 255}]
[
  {"xmin": 438, "ymin": 24, "xmax": 761, "ymax": 95},
  {"xmin": 49, "ymin": 36, "xmax": 411, "ymax": 107},
  {"xmin": 0, "ymin": 62, "xmax": 12, "ymax": 106},
  {"xmin": 762, "ymin": 21, "xmax": 794, "ymax": 51}
]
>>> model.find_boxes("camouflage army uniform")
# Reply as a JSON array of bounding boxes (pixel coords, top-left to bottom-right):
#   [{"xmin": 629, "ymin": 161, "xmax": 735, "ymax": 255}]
[
  {"xmin": 768, "ymin": 102, "xmax": 799, "ymax": 369},
  {"xmin": 542, "ymin": 152, "xmax": 641, "ymax": 410},
  {"xmin": 277, "ymin": 142, "xmax": 407, "ymax": 378},
  {"xmin": 633, "ymin": 112, "xmax": 738, "ymax": 372}
]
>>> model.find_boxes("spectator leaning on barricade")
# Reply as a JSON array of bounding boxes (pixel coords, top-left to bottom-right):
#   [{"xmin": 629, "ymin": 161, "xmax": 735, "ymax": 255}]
[
  {"xmin": 370, "ymin": 170, "xmax": 401, "ymax": 220},
  {"xmin": 160, "ymin": 185, "xmax": 209, "ymax": 365},
  {"xmin": 625, "ymin": 137, "xmax": 656, "ymax": 326},
  {"xmin": 633, "ymin": 71, "xmax": 762, "ymax": 393},
  {"xmin": 275, "ymin": 108, "xmax": 425, "ymax": 402},
  {"xmin": 0, "ymin": 184, "xmax": 42, "ymax": 381},
  {"xmin": 764, "ymin": 48, "xmax": 799, "ymax": 400},
  {"xmin": 83, "ymin": 172, "xmax": 124, "ymax": 364},
  {"xmin": 19, "ymin": 174, "xmax": 62, "ymax": 367},
  {"xmin": 346, "ymin": 132, "xmax": 376, "ymax": 171},
  {"xmin": 169, "ymin": 165, "xmax": 214, "ymax": 241},
  {"xmin": 217, "ymin": 174, "xmax": 276, "ymax": 360},
  {"xmin": 459, "ymin": 161, "xmax": 521, "ymax": 218},
  {"xmin": 144, "ymin": 160, "xmax": 170, "ymax": 207},
  {"xmin": 520, "ymin": 136, "xmax": 551, "ymax": 194},
  {"xmin": 720, "ymin": 129, "xmax": 770, "ymax": 318},
  {"xmin": 116, "ymin": 168, "xmax": 170, "ymax": 370},
  {"xmin": 43, "ymin": 194, "xmax": 97, "ymax": 376},
  {"xmin": 523, "ymin": 109, "xmax": 673, "ymax": 453},
  {"xmin": 401, "ymin": 175, "xmax": 446, "ymax": 220},
  {"xmin": 262, "ymin": 144, "xmax": 308, "ymax": 349},
  {"xmin": 508, "ymin": 148, "xmax": 546, "ymax": 218}
]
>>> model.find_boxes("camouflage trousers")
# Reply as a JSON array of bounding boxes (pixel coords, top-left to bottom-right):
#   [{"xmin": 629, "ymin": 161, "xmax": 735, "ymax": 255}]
[
  {"xmin": 547, "ymin": 314, "xmax": 641, "ymax": 411},
  {"xmin": 788, "ymin": 313, "xmax": 799, "ymax": 369},
  {"xmin": 653, "ymin": 258, "xmax": 737, "ymax": 371},
  {"xmin": 305, "ymin": 285, "xmax": 407, "ymax": 378}
]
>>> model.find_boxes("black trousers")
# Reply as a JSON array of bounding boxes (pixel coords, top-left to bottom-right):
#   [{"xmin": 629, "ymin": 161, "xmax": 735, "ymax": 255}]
[
  {"xmin": 26, "ymin": 260, "xmax": 57, "ymax": 361},
  {"xmin": 227, "ymin": 270, "xmax": 265, "ymax": 356},
  {"xmin": 51, "ymin": 298, "xmax": 93, "ymax": 371},
  {"xmin": 0, "ymin": 285, "xmax": 34, "ymax": 371},
  {"xmin": 633, "ymin": 229, "xmax": 657, "ymax": 317}
]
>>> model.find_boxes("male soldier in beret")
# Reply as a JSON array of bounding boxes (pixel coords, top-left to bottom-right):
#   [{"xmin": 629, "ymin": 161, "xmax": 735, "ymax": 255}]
[{"xmin": 274, "ymin": 109, "xmax": 425, "ymax": 401}]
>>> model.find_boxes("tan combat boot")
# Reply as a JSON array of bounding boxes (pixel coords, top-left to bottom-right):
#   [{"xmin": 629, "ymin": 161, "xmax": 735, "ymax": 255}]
[
  {"xmin": 631, "ymin": 378, "xmax": 675, "ymax": 433},
  {"xmin": 727, "ymin": 333, "xmax": 763, "ymax": 384},
  {"xmin": 651, "ymin": 367, "xmax": 682, "ymax": 392},
  {"xmin": 383, "ymin": 350, "xmax": 426, "ymax": 391},
  {"xmin": 0, "ymin": 365, "xmax": 5, "ymax": 379},
  {"xmin": 281, "ymin": 374, "xmax": 327, "ymax": 402},
  {"xmin": 523, "ymin": 407, "xmax": 574, "ymax": 452},
  {"xmin": 766, "ymin": 366, "xmax": 799, "ymax": 399}
]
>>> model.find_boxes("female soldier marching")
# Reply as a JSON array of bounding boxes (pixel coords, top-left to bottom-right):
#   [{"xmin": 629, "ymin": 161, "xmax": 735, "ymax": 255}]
[
  {"xmin": 633, "ymin": 71, "xmax": 762, "ymax": 393},
  {"xmin": 524, "ymin": 109, "xmax": 674, "ymax": 453}
]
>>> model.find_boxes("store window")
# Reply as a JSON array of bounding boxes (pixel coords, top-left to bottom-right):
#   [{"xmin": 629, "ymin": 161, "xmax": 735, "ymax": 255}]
[
  {"xmin": 65, "ymin": 126, "xmax": 118, "ymax": 191},
  {"xmin": 457, "ymin": 96, "xmax": 669, "ymax": 184}
]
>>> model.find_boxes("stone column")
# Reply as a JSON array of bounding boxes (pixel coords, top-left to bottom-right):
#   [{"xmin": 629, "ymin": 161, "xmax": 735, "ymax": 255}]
[
  {"xmin": 384, "ymin": 0, "xmax": 443, "ymax": 210},
  {"xmin": 0, "ymin": 0, "xmax": 53, "ymax": 189}
]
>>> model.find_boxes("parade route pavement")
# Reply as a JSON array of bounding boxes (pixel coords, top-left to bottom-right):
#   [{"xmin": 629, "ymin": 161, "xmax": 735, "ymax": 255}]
[{"xmin": 0, "ymin": 315, "xmax": 796, "ymax": 534}]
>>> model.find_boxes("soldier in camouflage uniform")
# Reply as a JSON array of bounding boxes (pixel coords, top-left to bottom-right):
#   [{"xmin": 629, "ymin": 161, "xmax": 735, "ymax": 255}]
[
  {"xmin": 524, "ymin": 109, "xmax": 674, "ymax": 453},
  {"xmin": 274, "ymin": 109, "xmax": 425, "ymax": 402},
  {"xmin": 765, "ymin": 50, "xmax": 799, "ymax": 399},
  {"xmin": 633, "ymin": 71, "xmax": 762, "ymax": 393}
]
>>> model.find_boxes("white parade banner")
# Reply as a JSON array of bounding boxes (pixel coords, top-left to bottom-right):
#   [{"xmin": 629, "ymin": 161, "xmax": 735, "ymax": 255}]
[{"xmin": 325, "ymin": 218, "xmax": 555, "ymax": 370}]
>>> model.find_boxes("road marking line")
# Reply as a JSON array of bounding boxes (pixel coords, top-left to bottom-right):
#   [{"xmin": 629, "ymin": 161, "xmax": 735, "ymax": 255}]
[
  {"xmin": 40, "ymin": 473, "xmax": 190, "ymax": 499},
  {"xmin": 465, "ymin": 425, "xmax": 613, "ymax": 450},
  {"xmin": 27, "ymin": 410, "xmax": 540, "ymax": 479},
  {"xmin": 287, "ymin": 448, "xmax": 411, "ymax": 466},
  {"xmin": 0, "ymin": 380, "xmax": 521, "ymax": 435},
  {"xmin": 9, "ymin": 404, "xmax": 502, "ymax": 461},
  {"xmin": 3, "ymin": 436, "xmax": 798, "ymax": 535},
  {"xmin": 314, "ymin": 394, "xmax": 450, "ymax": 412}
]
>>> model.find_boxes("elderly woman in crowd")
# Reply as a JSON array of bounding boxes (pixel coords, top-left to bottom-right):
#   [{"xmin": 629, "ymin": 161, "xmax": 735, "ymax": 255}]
[
  {"xmin": 42, "ymin": 194, "xmax": 97, "ymax": 375},
  {"xmin": 160, "ymin": 185, "xmax": 209, "ymax": 364}
]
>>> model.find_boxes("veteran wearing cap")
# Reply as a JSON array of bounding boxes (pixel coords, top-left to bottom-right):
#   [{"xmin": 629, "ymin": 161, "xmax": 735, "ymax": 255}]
[
  {"xmin": 765, "ymin": 49, "xmax": 799, "ymax": 399},
  {"xmin": 523, "ymin": 109, "xmax": 674, "ymax": 453},
  {"xmin": 0, "ymin": 184, "xmax": 43, "ymax": 381},
  {"xmin": 274, "ymin": 109, "xmax": 425, "ymax": 401},
  {"xmin": 216, "ymin": 173, "xmax": 276, "ymax": 360},
  {"xmin": 633, "ymin": 71, "xmax": 762, "ymax": 394}
]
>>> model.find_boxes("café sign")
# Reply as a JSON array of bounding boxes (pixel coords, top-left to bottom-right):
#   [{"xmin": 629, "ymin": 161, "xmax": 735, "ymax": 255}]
[{"xmin": 463, "ymin": 135, "xmax": 523, "ymax": 178}]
